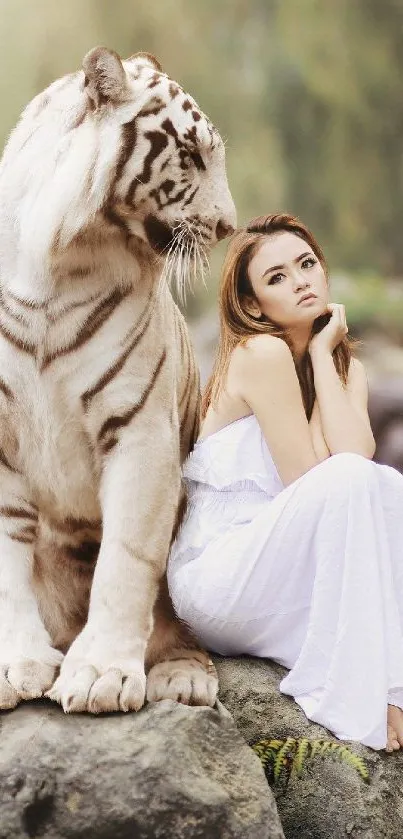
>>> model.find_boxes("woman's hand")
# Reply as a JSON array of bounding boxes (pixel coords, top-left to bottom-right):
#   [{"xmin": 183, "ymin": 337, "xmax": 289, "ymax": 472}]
[{"xmin": 309, "ymin": 303, "xmax": 348, "ymax": 356}]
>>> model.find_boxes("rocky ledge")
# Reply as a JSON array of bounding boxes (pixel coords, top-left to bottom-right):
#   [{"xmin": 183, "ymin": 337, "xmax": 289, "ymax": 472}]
[
  {"xmin": 2, "ymin": 656, "xmax": 403, "ymax": 839},
  {"xmin": 0, "ymin": 695, "xmax": 283, "ymax": 839},
  {"xmin": 214, "ymin": 655, "xmax": 403, "ymax": 839}
]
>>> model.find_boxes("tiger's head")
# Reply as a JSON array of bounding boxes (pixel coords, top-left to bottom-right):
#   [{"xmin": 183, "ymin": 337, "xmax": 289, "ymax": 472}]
[{"xmin": 0, "ymin": 47, "xmax": 236, "ymax": 295}]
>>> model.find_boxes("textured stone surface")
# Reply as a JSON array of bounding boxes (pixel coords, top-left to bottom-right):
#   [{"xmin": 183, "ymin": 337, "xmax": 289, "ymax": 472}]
[
  {"xmin": 214, "ymin": 655, "xmax": 403, "ymax": 839},
  {"xmin": 0, "ymin": 697, "xmax": 283, "ymax": 839}
]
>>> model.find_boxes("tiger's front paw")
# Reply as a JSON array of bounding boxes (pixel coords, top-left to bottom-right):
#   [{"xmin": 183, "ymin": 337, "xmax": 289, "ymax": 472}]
[
  {"xmin": 0, "ymin": 653, "xmax": 62, "ymax": 710},
  {"xmin": 47, "ymin": 655, "xmax": 146, "ymax": 714},
  {"xmin": 146, "ymin": 656, "xmax": 218, "ymax": 707}
]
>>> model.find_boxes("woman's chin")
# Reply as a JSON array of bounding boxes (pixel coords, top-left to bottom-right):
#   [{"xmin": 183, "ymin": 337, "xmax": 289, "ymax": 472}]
[
  {"xmin": 285, "ymin": 304, "xmax": 328, "ymax": 332},
  {"xmin": 297, "ymin": 305, "xmax": 327, "ymax": 323},
  {"xmin": 308, "ymin": 302, "xmax": 329, "ymax": 320}
]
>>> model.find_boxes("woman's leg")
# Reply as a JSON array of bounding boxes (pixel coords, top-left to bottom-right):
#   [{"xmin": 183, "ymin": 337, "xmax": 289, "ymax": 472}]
[
  {"xmin": 278, "ymin": 456, "xmax": 403, "ymax": 749},
  {"xmin": 171, "ymin": 454, "xmax": 403, "ymax": 749}
]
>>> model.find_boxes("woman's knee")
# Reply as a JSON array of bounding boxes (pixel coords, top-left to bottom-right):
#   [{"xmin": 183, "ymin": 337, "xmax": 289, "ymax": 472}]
[
  {"xmin": 303, "ymin": 453, "xmax": 375, "ymax": 503},
  {"xmin": 329, "ymin": 451, "xmax": 374, "ymax": 474},
  {"xmin": 317, "ymin": 452, "xmax": 375, "ymax": 490}
]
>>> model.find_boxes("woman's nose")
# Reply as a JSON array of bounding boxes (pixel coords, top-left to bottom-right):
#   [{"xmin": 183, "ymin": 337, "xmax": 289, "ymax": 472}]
[{"xmin": 293, "ymin": 273, "xmax": 309, "ymax": 292}]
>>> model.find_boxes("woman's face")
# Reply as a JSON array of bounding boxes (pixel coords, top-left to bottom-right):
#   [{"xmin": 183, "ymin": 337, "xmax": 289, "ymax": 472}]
[{"xmin": 246, "ymin": 231, "xmax": 329, "ymax": 330}]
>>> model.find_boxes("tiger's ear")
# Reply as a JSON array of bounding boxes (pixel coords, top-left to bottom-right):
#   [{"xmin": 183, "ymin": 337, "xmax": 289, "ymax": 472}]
[
  {"xmin": 82, "ymin": 47, "xmax": 127, "ymax": 108},
  {"xmin": 128, "ymin": 52, "xmax": 163, "ymax": 73}
]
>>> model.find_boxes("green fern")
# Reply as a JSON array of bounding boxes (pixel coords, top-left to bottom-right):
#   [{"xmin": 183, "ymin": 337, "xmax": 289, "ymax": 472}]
[
  {"xmin": 251, "ymin": 737, "xmax": 369, "ymax": 789},
  {"xmin": 293, "ymin": 737, "xmax": 311, "ymax": 778},
  {"xmin": 273, "ymin": 737, "xmax": 296, "ymax": 784}
]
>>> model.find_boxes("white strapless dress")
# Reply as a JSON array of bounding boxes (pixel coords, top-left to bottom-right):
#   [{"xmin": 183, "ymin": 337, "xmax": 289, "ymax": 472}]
[{"xmin": 167, "ymin": 414, "xmax": 403, "ymax": 749}]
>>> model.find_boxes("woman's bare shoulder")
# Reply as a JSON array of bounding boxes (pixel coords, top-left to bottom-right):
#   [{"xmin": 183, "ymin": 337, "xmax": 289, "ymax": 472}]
[
  {"xmin": 228, "ymin": 335, "xmax": 296, "ymax": 407},
  {"xmin": 230, "ymin": 335, "xmax": 318, "ymax": 486},
  {"xmin": 231, "ymin": 334, "xmax": 293, "ymax": 375}
]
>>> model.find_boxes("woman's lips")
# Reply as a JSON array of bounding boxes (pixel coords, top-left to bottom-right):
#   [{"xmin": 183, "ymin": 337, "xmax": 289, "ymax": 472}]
[{"xmin": 298, "ymin": 294, "xmax": 317, "ymax": 305}]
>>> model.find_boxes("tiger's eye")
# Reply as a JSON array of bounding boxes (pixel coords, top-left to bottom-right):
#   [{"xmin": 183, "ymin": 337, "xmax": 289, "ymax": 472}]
[{"xmin": 190, "ymin": 151, "xmax": 206, "ymax": 172}]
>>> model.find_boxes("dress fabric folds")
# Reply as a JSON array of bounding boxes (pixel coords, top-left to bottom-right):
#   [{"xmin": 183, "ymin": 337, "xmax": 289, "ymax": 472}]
[{"xmin": 167, "ymin": 414, "xmax": 403, "ymax": 749}]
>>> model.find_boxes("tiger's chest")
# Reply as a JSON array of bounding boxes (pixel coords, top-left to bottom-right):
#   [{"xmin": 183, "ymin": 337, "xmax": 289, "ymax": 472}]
[
  {"xmin": 4, "ymin": 367, "xmax": 101, "ymax": 517},
  {"xmin": 0, "ymin": 283, "xmax": 178, "ymax": 515}
]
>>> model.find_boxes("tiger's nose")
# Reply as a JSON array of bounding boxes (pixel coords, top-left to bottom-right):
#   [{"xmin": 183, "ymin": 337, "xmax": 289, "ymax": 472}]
[{"xmin": 216, "ymin": 219, "xmax": 235, "ymax": 241}]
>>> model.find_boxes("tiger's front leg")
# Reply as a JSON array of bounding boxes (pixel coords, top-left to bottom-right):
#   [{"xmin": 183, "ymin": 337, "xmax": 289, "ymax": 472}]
[
  {"xmin": 145, "ymin": 574, "xmax": 218, "ymax": 707},
  {"xmin": 0, "ymin": 467, "xmax": 63, "ymax": 708},
  {"xmin": 48, "ymin": 421, "xmax": 181, "ymax": 714}
]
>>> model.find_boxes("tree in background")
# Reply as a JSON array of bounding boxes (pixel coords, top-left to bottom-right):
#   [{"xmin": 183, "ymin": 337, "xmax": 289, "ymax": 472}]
[
  {"xmin": 1, "ymin": 0, "xmax": 403, "ymax": 311},
  {"xmin": 269, "ymin": 0, "xmax": 403, "ymax": 275}
]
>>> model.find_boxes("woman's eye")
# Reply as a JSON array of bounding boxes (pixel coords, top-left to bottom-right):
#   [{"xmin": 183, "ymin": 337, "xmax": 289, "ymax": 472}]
[
  {"xmin": 301, "ymin": 257, "xmax": 317, "ymax": 269},
  {"xmin": 268, "ymin": 273, "xmax": 284, "ymax": 285}
]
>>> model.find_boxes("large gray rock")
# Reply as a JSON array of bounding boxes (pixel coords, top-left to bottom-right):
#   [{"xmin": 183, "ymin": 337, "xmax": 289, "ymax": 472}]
[
  {"xmin": 0, "ymin": 697, "xmax": 284, "ymax": 839},
  {"xmin": 214, "ymin": 655, "xmax": 403, "ymax": 839}
]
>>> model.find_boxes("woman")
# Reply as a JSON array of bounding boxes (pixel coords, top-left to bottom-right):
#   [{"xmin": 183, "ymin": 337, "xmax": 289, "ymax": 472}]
[{"xmin": 168, "ymin": 213, "xmax": 403, "ymax": 752}]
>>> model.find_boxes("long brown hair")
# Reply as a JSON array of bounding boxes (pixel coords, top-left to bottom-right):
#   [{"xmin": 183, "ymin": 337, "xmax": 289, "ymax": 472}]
[{"xmin": 202, "ymin": 213, "xmax": 354, "ymax": 421}]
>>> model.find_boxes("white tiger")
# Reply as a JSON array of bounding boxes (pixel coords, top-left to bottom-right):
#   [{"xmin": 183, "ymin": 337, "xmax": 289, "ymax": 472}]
[{"xmin": 0, "ymin": 47, "xmax": 236, "ymax": 713}]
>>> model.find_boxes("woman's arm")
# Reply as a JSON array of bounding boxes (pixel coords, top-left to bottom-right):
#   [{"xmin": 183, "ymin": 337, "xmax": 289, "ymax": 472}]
[
  {"xmin": 310, "ymin": 352, "xmax": 375, "ymax": 458},
  {"xmin": 309, "ymin": 399, "xmax": 330, "ymax": 462},
  {"xmin": 234, "ymin": 335, "xmax": 321, "ymax": 486},
  {"xmin": 309, "ymin": 305, "xmax": 375, "ymax": 458}
]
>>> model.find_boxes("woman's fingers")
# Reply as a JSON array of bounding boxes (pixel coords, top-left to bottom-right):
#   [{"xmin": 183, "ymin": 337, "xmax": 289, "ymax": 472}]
[{"xmin": 328, "ymin": 303, "xmax": 348, "ymax": 333}]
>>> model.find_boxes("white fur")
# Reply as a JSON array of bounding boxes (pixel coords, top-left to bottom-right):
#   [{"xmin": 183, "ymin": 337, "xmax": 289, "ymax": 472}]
[{"xmin": 0, "ymin": 49, "xmax": 234, "ymax": 712}]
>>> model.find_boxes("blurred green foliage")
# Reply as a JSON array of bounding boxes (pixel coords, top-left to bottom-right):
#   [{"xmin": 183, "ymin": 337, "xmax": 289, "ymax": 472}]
[
  {"xmin": 332, "ymin": 273, "xmax": 403, "ymax": 341},
  {"xmin": 1, "ymin": 0, "xmax": 402, "ymax": 324}
]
